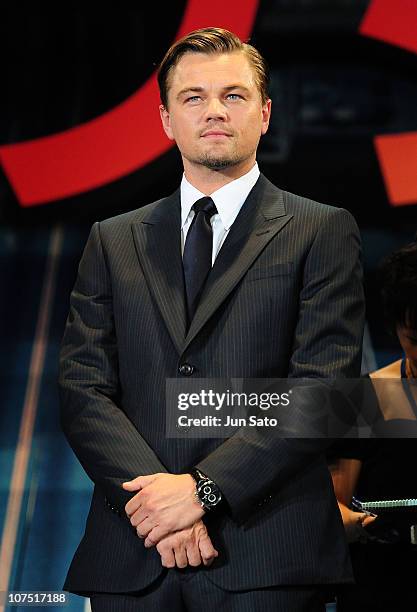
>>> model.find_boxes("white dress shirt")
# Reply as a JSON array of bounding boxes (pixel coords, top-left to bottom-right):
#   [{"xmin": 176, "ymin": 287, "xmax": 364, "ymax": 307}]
[{"xmin": 180, "ymin": 163, "xmax": 260, "ymax": 265}]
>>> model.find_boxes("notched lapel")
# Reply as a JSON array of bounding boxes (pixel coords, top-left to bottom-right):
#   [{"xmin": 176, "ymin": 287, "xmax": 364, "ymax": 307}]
[
  {"xmin": 131, "ymin": 191, "xmax": 187, "ymax": 354},
  {"xmin": 184, "ymin": 176, "xmax": 293, "ymax": 349}
]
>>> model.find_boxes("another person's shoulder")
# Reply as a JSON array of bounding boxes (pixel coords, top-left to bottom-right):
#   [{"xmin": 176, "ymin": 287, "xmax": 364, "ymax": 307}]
[{"xmin": 369, "ymin": 359, "xmax": 402, "ymax": 379}]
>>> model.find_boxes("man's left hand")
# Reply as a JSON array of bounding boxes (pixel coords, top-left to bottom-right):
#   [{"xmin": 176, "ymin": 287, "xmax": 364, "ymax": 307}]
[{"xmin": 123, "ymin": 473, "xmax": 204, "ymax": 547}]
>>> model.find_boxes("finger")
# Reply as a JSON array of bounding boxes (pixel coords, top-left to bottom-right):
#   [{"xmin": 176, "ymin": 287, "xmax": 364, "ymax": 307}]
[
  {"xmin": 125, "ymin": 489, "xmax": 147, "ymax": 517},
  {"xmin": 159, "ymin": 547, "xmax": 176, "ymax": 569},
  {"xmin": 129, "ymin": 505, "xmax": 149, "ymax": 526},
  {"xmin": 136, "ymin": 517, "xmax": 155, "ymax": 539},
  {"xmin": 174, "ymin": 545, "xmax": 188, "ymax": 569},
  {"xmin": 122, "ymin": 474, "xmax": 156, "ymax": 491},
  {"xmin": 362, "ymin": 514, "xmax": 377, "ymax": 527},
  {"xmin": 185, "ymin": 542, "xmax": 202, "ymax": 567},
  {"xmin": 198, "ymin": 530, "xmax": 217, "ymax": 555},
  {"xmin": 144, "ymin": 525, "xmax": 169, "ymax": 548},
  {"xmin": 199, "ymin": 535, "xmax": 218, "ymax": 566},
  {"xmin": 203, "ymin": 556, "xmax": 216, "ymax": 567},
  {"xmin": 126, "ymin": 486, "xmax": 156, "ymax": 519},
  {"xmin": 122, "ymin": 476, "xmax": 144, "ymax": 491},
  {"xmin": 201, "ymin": 551, "xmax": 219, "ymax": 566}
]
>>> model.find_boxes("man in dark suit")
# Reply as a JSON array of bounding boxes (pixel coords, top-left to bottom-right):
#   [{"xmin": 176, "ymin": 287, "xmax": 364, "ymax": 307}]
[{"xmin": 59, "ymin": 27, "xmax": 364, "ymax": 611}]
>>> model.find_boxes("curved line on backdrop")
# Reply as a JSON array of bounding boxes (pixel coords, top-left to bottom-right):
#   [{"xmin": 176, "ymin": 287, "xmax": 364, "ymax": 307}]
[
  {"xmin": 360, "ymin": 0, "xmax": 417, "ymax": 207},
  {"xmin": 0, "ymin": 0, "xmax": 259, "ymax": 207}
]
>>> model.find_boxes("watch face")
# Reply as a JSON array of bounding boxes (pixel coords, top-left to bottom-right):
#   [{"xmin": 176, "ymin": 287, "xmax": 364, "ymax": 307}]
[{"xmin": 198, "ymin": 480, "xmax": 221, "ymax": 508}]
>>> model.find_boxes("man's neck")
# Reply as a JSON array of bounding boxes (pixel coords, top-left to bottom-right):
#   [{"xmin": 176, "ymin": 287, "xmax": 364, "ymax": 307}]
[{"xmin": 182, "ymin": 157, "xmax": 257, "ymax": 195}]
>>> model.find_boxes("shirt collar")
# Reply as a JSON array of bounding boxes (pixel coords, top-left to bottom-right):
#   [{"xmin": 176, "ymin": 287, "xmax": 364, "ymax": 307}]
[{"xmin": 180, "ymin": 163, "xmax": 260, "ymax": 230}]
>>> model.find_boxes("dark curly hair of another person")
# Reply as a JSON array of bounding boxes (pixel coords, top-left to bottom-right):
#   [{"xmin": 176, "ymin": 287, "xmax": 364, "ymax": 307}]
[{"xmin": 380, "ymin": 240, "xmax": 417, "ymax": 333}]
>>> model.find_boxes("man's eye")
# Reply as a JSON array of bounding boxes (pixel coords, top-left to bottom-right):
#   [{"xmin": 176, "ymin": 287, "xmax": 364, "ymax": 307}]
[
  {"xmin": 226, "ymin": 94, "xmax": 243, "ymax": 100},
  {"xmin": 186, "ymin": 96, "xmax": 201, "ymax": 103}
]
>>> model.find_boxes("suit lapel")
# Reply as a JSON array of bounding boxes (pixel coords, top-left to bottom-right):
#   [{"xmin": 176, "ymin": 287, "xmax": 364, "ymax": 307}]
[
  {"xmin": 131, "ymin": 190, "xmax": 187, "ymax": 354},
  {"xmin": 184, "ymin": 175, "xmax": 293, "ymax": 350},
  {"xmin": 131, "ymin": 176, "xmax": 293, "ymax": 355}
]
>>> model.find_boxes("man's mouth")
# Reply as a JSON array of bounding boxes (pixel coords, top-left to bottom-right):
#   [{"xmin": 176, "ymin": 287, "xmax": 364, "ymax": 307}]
[{"xmin": 201, "ymin": 130, "xmax": 232, "ymax": 138}]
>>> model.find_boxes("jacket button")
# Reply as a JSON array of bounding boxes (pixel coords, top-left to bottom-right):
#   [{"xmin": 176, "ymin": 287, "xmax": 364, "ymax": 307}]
[{"xmin": 179, "ymin": 363, "xmax": 194, "ymax": 376}]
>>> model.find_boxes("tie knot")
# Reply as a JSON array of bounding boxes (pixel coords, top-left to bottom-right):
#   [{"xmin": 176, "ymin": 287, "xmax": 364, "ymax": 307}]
[{"xmin": 192, "ymin": 196, "xmax": 217, "ymax": 219}]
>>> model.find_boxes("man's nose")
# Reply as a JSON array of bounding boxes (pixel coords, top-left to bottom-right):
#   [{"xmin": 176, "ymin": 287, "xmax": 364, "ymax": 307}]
[{"xmin": 204, "ymin": 97, "xmax": 227, "ymax": 121}]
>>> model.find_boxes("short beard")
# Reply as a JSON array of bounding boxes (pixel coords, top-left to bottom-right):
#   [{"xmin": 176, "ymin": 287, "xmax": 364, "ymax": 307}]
[{"xmin": 194, "ymin": 153, "xmax": 242, "ymax": 171}]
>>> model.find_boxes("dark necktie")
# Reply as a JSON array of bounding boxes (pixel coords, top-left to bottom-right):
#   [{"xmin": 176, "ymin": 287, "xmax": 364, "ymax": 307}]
[{"xmin": 183, "ymin": 196, "xmax": 217, "ymax": 323}]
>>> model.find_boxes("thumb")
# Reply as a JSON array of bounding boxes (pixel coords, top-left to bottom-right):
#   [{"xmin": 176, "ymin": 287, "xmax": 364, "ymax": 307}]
[{"xmin": 122, "ymin": 474, "xmax": 156, "ymax": 490}]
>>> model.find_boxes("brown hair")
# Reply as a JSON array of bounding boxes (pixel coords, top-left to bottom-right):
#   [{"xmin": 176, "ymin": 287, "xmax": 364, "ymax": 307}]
[{"xmin": 157, "ymin": 27, "xmax": 270, "ymax": 108}]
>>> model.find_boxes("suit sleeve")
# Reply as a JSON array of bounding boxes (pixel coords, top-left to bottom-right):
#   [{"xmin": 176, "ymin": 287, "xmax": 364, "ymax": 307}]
[
  {"xmin": 59, "ymin": 222, "xmax": 167, "ymax": 512},
  {"xmin": 196, "ymin": 207, "xmax": 365, "ymax": 523}
]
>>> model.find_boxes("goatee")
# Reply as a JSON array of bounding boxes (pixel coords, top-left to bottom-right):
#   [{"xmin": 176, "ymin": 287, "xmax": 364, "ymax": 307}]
[{"xmin": 197, "ymin": 154, "xmax": 241, "ymax": 170}]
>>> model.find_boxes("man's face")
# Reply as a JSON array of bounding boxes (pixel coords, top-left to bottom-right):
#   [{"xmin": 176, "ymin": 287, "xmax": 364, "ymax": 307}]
[{"xmin": 159, "ymin": 51, "xmax": 271, "ymax": 171}]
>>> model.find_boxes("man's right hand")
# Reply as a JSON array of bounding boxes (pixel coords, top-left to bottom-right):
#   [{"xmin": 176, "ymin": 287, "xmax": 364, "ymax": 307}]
[{"xmin": 155, "ymin": 520, "xmax": 218, "ymax": 568}]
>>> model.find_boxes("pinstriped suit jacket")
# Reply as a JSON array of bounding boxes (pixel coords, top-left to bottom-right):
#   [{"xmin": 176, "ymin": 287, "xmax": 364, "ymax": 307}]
[{"xmin": 59, "ymin": 174, "xmax": 364, "ymax": 594}]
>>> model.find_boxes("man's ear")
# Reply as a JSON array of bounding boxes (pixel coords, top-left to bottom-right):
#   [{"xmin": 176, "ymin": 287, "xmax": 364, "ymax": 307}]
[
  {"xmin": 159, "ymin": 104, "xmax": 175, "ymax": 140},
  {"xmin": 261, "ymin": 99, "xmax": 272, "ymax": 136}
]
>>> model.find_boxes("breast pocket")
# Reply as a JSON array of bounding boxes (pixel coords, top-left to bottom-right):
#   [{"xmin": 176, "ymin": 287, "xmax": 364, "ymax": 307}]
[{"xmin": 245, "ymin": 262, "xmax": 294, "ymax": 282}]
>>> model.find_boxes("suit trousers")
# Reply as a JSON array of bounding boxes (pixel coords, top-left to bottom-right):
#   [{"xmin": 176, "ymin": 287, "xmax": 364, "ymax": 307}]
[{"xmin": 89, "ymin": 568, "xmax": 328, "ymax": 612}]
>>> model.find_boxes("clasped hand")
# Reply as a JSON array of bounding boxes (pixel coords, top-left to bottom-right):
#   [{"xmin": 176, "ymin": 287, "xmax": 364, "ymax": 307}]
[{"xmin": 123, "ymin": 473, "xmax": 218, "ymax": 568}]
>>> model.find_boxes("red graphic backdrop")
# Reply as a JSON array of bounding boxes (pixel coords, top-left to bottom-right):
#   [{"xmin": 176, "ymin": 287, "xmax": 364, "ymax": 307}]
[
  {"xmin": 2, "ymin": 1, "xmax": 416, "ymax": 209},
  {"xmin": 0, "ymin": 0, "xmax": 259, "ymax": 206},
  {"xmin": 360, "ymin": 0, "xmax": 417, "ymax": 207}
]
